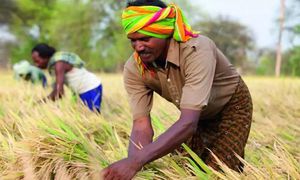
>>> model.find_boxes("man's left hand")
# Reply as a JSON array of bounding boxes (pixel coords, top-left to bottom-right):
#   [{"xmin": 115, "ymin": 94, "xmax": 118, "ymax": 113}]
[{"xmin": 101, "ymin": 157, "xmax": 143, "ymax": 180}]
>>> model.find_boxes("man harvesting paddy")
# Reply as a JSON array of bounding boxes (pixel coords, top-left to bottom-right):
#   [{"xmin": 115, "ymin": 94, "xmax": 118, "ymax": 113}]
[{"xmin": 102, "ymin": 0, "xmax": 253, "ymax": 179}]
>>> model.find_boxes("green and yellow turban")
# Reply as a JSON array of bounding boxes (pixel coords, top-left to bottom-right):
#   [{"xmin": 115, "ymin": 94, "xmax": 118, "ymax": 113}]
[
  {"xmin": 122, "ymin": 3, "xmax": 199, "ymax": 76},
  {"xmin": 122, "ymin": 3, "xmax": 198, "ymax": 42}
]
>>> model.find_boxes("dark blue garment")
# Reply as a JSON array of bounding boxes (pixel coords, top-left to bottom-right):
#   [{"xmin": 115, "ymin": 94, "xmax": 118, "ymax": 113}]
[
  {"xmin": 41, "ymin": 75, "xmax": 47, "ymax": 88},
  {"xmin": 79, "ymin": 85, "xmax": 102, "ymax": 112}
]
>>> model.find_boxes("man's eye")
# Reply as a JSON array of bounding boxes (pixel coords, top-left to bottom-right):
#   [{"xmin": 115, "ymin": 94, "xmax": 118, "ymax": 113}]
[{"xmin": 141, "ymin": 37, "xmax": 150, "ymax": 42}]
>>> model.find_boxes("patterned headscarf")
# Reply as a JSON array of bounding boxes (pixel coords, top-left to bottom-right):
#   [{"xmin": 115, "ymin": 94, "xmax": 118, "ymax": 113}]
[{"xmin": 122, "ymin": 3, "xmax": 199, "ymax": 76}]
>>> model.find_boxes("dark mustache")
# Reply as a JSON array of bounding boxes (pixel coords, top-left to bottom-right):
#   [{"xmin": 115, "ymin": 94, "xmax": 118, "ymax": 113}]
[{"xmin": 137, "ymin": 50, "xmax": 151, "ymax": 55}]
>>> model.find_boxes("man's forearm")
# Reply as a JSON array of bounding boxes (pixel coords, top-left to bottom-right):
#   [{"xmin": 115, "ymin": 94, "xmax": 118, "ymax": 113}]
[
  {"xmin": 135, "ymin": 110, "xmax": 200, "ymax": 166},
  {"xmin": 128, "ymin": 129, "xmax": 153, "ymax": 157},
  {"xmin": 128, "ymin": 116, "xmax": 154, "ymax": 157}
]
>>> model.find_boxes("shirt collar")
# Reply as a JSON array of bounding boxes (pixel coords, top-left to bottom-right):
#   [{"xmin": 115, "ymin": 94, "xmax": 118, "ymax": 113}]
[{"xmin": 165, "ymin": 38, "xmax": 180, "ymax": 67}]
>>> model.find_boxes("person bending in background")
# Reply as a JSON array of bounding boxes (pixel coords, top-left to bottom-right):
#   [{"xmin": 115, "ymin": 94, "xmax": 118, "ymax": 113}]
[
  {"xmin": 13, "ymin": 60, "xmax": 47, "ymax": 87},
  {"xmin": 31, "ymin": 43, "xmax": 102, "ymax": 112},
  {"xmin": 101, "ymin": 0, "xmax": 253, "ymax": 179}
]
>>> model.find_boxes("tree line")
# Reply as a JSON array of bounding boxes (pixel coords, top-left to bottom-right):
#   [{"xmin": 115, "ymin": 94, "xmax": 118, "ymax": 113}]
[{"xmin": 0, "ymin": 0, "xmax": 299, "ymax": 76}]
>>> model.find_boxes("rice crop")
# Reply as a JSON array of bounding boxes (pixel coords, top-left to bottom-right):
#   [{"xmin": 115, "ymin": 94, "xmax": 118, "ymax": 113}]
[{"xmin": 0, "ymin": 71, "xmax": 299, "ymax": 179}]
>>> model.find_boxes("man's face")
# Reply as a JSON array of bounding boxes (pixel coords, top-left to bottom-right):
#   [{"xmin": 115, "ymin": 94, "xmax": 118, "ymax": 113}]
[
  {"xmin": 127, "ymin": 32, "xmax": 169, "ymax": 65},
  {"xmin": 31, "ymin": 51, "xmax": 49, "ymax": 69}
]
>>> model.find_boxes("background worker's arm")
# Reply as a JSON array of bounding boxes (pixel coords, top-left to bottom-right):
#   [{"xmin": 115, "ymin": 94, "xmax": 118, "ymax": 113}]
[
  {"xmin": 128, "ymin": 116, "xmax": 154, "ymax": 157},
  {"xmin": 48, "ymin": 61, "xmax": 67, "ymax": 101}
]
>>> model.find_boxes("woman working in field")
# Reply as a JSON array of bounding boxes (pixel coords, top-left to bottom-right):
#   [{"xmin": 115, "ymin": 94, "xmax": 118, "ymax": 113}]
[{"xmin": 31, "ymin": 43, "xmax": 102, "ymax": 112}]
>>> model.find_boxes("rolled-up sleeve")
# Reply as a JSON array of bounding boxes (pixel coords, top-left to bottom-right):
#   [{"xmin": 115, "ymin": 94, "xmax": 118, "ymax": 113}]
[
  {"xmin": 123, "ymin": 60, "xmax": 153, "ymax": 120},
  {"xmin": 180, "ymin": 39, "xmax": 217, "ymax": 111}
]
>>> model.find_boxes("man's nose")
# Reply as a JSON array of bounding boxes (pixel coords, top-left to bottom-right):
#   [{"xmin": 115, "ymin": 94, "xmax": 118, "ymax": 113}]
[{"xmin": 134, "ymin": 41, "xmax": 145, "ymax": 52}]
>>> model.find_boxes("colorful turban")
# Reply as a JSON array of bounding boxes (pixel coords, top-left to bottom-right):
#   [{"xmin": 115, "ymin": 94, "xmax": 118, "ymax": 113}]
[
  {"xmin": 122, "ymin": 4, "xmax": 199, "ymax": 76},
  {"xmin": 122, "ymin": 4, "xmax": 198, "ymax": 42}
]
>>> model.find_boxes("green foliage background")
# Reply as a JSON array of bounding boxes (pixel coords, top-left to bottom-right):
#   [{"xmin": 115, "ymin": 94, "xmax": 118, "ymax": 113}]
[{"xmin": 2, "ymin": 0, "xmax": 300, "ymax": 75}]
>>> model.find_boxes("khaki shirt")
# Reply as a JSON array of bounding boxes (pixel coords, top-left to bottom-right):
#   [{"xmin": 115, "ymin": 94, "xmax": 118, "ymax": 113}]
[{"xmin": 124, "ymin": 35, "xmax": 240, "ymax": 120}]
